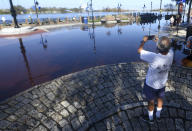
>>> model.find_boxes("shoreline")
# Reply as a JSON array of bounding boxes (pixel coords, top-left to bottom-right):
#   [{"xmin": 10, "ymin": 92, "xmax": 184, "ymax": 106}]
[
  {"xmin": 0, "ymin": 21, "xmax": 188, "ymax": 40},
  {"xmin": 0, "ymin": 21, "xmax": 132, "ymax": 38},
  {"xmin": 0, "ymin": 23, "xmax": 84, "ymax": 38}
]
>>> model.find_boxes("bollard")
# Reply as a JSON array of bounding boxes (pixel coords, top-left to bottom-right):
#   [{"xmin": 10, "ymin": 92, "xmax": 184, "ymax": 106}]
[
  {"xmin": 57, "ymin": 18, "xmax": 60, "ymax": 24},
  {"xmin": 48, "ymin": 18, "xmax": 51, "ymax": 24},
  {"xmin": 72, "ymin": 16, "xmax": 76, "ymax": 22},
  {"xmin": 12, "ymin": 19, "xmax": 14, "ymax": 26},
  {"xmin": 37, "ymin": 18, "xmax": 41, "ymax": 25},
  {"xmin": 25, "ymin": 19, "xmax": 28, "ymax": 24},
  {"xmin": 80, "ymin": 16, "xmax": 82, "ymax": 23}
]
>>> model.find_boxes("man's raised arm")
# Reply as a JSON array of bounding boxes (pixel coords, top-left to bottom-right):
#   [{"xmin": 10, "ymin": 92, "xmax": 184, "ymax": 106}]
[{"xmin": 138, "ymin": 36, "xmax": 148, "ymax": 54}]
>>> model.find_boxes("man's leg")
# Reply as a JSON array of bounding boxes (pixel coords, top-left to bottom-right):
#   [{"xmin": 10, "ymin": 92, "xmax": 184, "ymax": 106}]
[
  {"xmin": 148, "ymin": 100, "xmax": 155, "ymax": 120},
  {"xmin": 142, "ymin": 82, "xmax": 155, "ymax": 124},
  {"xmin": 156, "ymin": 98, "xmax": 163, "ymax": 118}
]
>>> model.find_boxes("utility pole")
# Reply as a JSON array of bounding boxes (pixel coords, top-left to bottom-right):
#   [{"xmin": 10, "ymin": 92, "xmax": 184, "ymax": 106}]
[
  {"xmin": 151, "ymin": 2, "xmax": 152, "ymax": 12},
  {"xmin": 9, "ymin": 0, "xmax": 20, "ymax": 28}
]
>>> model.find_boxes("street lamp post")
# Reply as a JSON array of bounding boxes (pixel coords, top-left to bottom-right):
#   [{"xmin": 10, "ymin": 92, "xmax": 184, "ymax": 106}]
[
  {"xmin": 160, "ymin": 0, "xmax": 162, "ymax": 15},
  {"xmin": 87, "ymin": 2, "xmax": 89, "ymax": 18},
  {"xmin": 143, "ymin": 4, "xmax": 146, "ymax": 13},
  {"xmin": 90, "ymin": 0, "xmax": 94, "ymax": 27},
  {"xmin": 151, "ymin": 2, "xmax": 153, "ymax": 12},
  {"xmin": 34, "ymin": 0, "xmax": 39, "ymax": 23},
  {"xmin": 9, "ymin": 0, "xmax": 20, "ymax": 28},
  {"xmin": 118, "ymin": 3, "xmax": 122, "ymax": 15}
]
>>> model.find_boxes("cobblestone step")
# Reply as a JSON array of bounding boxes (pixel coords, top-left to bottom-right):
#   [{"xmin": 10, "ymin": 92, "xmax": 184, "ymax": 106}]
[
  {"xmin": 88, "ymin": 106, "xmax": 192, "ymax": 131},
  {"xmin": 0, "ymin": 62, "xmax": 192, "ymax": 130}
]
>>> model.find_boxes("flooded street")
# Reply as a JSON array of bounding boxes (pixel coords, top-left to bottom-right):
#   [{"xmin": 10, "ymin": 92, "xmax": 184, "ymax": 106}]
[{"xmin": 0, "ymin": 18, "xmax": 188, "ymax": 101}]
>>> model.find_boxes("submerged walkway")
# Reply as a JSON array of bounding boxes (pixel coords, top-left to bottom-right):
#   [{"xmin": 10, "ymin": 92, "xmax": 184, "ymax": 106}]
[{"xmin": 0, "ymin": 62, "xmax": 192, "ymax": 131}]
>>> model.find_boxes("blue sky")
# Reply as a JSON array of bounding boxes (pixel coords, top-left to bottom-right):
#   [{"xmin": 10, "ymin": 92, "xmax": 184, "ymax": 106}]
[{"xmin": 0, "ymin": 0, "xmax": 175, "ymax": 10}]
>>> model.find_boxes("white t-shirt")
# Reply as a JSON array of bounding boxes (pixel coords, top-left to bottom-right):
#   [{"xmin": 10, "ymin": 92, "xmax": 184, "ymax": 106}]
[
  {"xmin": 1, "ymin": 17, "xmax": 6, "ymax": 22},
  {"xmin": 140, "ymin": 49, "xmax": 174, "ymax": 89},
  {"xmin": 170, "ymin": 17, "xmax": 174, "ymax": 24}
]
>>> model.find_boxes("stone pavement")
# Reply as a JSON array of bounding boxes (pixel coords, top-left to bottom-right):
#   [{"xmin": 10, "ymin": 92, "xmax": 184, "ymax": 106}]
[{"xmin": 0, "ymin": 62, "xmax": 192, "ymax": 131}]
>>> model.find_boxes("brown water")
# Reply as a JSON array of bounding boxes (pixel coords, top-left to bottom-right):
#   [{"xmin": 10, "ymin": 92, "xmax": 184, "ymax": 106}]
[{"xmin": 0, "ymin": 19, "xmax": 188, "ymax": 101}]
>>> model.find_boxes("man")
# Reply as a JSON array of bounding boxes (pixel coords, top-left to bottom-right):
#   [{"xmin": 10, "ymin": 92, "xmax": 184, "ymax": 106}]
[
  {"xmin": 170, "ymin": 16, "xmax": 174, "ymax": 27},
  {"xmin": 138, "ymin": 36, "xmax": 174, "ymax": 124},
  {"xmin": 1, "ymin": 16, "xmax": 6, "ymax": 26}
]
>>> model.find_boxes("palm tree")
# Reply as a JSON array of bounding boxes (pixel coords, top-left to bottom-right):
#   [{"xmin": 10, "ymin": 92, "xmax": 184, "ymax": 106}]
[{"xmin": 9, "ymin": 0, "xmax": 20, "ymax": 28}]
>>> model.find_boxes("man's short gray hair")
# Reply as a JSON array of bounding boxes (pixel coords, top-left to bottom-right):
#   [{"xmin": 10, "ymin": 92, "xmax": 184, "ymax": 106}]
[{"xmin": 157, "ymin": 36, "xmax": 171, "ymax": 53}]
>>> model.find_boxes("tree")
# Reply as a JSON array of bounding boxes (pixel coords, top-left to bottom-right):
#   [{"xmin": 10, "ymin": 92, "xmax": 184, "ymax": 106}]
[
  {"xmin": 164, "ymin": 3, "xmax": 175, "ymax": 14},
  {"xmin": 13, "ymin": 5, "xmax": 26, "ymax": 14}
]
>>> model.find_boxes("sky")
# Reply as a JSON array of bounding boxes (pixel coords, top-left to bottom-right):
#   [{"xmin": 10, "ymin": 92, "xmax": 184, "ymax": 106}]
[{"xmin": 0, "ymin": 0, "xmax": 176, "ymax": 10}]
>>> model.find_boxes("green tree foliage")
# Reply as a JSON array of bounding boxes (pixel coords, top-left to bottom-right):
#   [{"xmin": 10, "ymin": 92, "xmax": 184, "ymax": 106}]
[
  {"xmin": 164, "ymin": 3, "xmax": 176, "ymax": 13},
  {"xmin": 13, "ymin": 5, "xmax": 27, "ymax": 14},
  {"xmin": 0, "ymin": 9, "xmax": 9, "ymax": 14}
]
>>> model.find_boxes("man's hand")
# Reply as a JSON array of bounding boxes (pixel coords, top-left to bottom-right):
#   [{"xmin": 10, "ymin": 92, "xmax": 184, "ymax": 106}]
[
  {"xmin": 138, "ymin": 36, "xmax": 148, "ymax": 54},
  {"xmin": 154, "ymin": 35, "xmax": 159, "ymax": 42},
  {"xmin": 143, "ymin": 36, "xmax": 148, "ymax": 42}
]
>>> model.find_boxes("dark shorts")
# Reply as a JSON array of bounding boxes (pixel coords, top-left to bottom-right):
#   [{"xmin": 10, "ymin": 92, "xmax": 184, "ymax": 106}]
[{"xmin": 143, "ymin": 82, "xmax": 165, "ymax": 101}]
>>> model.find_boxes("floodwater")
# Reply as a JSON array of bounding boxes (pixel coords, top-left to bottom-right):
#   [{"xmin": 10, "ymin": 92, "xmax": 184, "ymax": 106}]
[{"xmin": 0, "ymin": 18, "xmax": 188, "ymax": 101}]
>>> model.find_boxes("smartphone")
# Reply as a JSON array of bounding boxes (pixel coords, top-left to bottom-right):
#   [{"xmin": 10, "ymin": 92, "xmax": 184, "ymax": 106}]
[{"xmin": 148, "ymin": 35, "xmax": 155, "ymax": 40}]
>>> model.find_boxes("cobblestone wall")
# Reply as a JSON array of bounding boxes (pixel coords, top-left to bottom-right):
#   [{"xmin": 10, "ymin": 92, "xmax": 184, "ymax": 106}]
[{"xmin": 0, "ymin": 62, "xmax": 192, "ymax": 130}]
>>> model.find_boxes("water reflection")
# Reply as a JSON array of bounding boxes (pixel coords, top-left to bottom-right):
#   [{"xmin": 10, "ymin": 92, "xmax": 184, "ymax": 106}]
[
  {"xmin": 142, "ymin": 24, "xmax": 145, "ymax": 31},
  {"xmin": 89, "ymin": 23, "xmax": 96, "ymax": 54},
  {"xmin": 40, "ymin": 34, "xmax": 48, "ymax": 50},
  {"xmin": 19, "ymin": 38, "xmax": 35, "ymax": 86},
  {"xmin": 106, "ymin": 31, "xmax": 111, "ymax": 36},
  {"xmin": 117, "ymin": 25, "xmax": 122, "ymax": 35},
  {"xmin": 1, "ymin": 17, "xmax": 190, "ymax": 101},
  {"xmin": 157, "ymin": 20, "xmax": 161, "ymax": 38},
  {"xmin": 158, "ymin": 19, "xmax": 161, "ymax": 30},
  {"xmin": 148, "ymin": 23, "xmax": 152, "ymax": 36}
]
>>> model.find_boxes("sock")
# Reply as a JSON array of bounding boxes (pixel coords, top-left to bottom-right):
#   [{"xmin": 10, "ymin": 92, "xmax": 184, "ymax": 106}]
[
  {"xmin": 156, "ymin": 107, "xmax": 162, "ymax": 118},
  {"xmin": 148, "ymin": 110, "xmax": 154, "ymax": 120}
]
